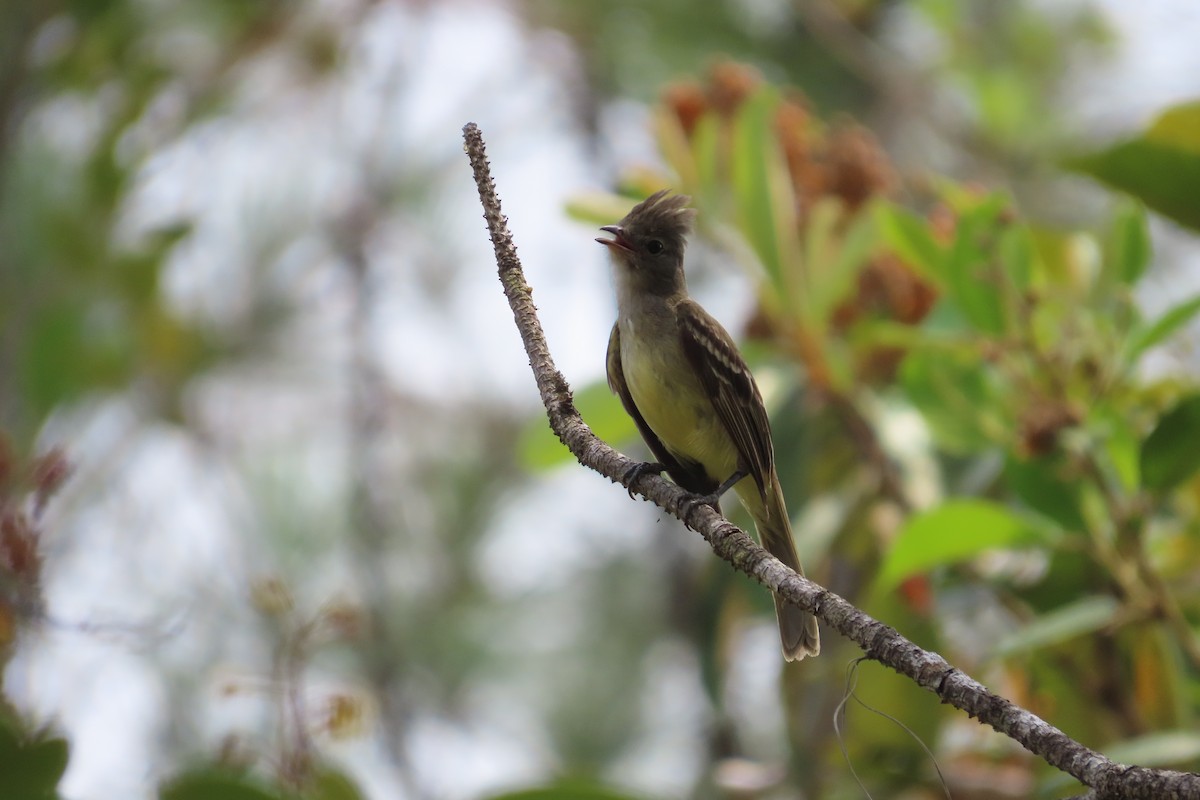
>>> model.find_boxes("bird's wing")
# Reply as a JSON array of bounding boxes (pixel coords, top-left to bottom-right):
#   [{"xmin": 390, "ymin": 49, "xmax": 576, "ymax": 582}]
[
  {"xmin": 676, "ymin": 299, "xmax": 774, "ymax": 501},
  {"xmin": 606, "ymin": 323, "xmax": 715, "ymax": 494}
]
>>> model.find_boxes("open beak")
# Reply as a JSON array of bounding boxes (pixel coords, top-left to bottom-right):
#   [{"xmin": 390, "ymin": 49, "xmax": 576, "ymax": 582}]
[{"xmin": 596, "ymin": 225, "xmax": 634, "ymax": 254}]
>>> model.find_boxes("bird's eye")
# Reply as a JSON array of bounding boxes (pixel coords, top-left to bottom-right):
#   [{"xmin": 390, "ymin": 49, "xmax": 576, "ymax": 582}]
[{"xmin": 646, "ymin": 239, "xmax": 664, "ymax": 255}]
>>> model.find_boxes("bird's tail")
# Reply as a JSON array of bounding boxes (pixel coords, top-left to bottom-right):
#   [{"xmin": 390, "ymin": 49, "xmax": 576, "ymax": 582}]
[{"xmin": 744, "ymin": 474, "xmax": 820, "ymax": 661}]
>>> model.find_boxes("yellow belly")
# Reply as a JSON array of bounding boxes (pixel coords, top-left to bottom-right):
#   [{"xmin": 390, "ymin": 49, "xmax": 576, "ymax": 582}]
[{"xmin": 620, "ymin": 324, "xmax": 738, "ymax": 484}]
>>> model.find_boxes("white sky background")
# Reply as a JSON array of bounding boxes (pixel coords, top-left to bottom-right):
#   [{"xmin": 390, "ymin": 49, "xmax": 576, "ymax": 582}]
[{"xmin": 5, "ymin": 1, "xmax": 1200, "ymax": 799}]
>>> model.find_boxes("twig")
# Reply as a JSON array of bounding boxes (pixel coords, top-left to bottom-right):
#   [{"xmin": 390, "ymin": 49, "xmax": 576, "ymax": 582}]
[{"xmin": 462, "ymin": 121, "xmax": 1200, "ymax": 800}]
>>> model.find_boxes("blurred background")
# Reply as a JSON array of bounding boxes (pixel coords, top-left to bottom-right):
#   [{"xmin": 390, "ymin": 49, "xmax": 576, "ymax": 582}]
[{"xmin": 3, "ymin": 1, "xmax": 1200, "ymax": 798}]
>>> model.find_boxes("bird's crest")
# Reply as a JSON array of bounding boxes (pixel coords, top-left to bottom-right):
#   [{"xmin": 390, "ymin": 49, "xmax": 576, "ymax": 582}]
[{"xmin": 620, "ymin": 189, "xmax": 696, "ymax": 242}]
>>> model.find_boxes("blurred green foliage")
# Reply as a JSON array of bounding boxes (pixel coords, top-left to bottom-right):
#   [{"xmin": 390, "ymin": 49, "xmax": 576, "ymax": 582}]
[
  {"xmin": 525, "ymin": 0, "xmax": 872, "ymax": 111},
  {"xmin": 876, "ymin": 499, "xmax": 1056, "ymax": 590},
  {"xmin": 1069, "ymin": 102, "xmax": 1200, "ymax": 232},
  {"xmin": 0, "ymin": 0, "xmax": 238, "ymax": 438},
  {"xmin": 913, "ymin": 0, "xmax": 1112, "ymax": 156},
  {"xmin": 159, "ymin": 767, "xmax": 364, "ymax": 800},
  {"xmin": 0, "ymin": 0, "xmax": 371, "ymax": 797},
  {"xmin": 0, "ymin": 710, "xmax": 68, "ymax": 800},
  {"xmin": 536, "ymin": 53, "xmax": 1200, "ymax": 797},
  {"xmin": 160, "ymin": 771, "xmax": 287, "ymax": 800},
  {"xmin": 486, "ymin": 782, "xmax": 653, "ymax": 800}
]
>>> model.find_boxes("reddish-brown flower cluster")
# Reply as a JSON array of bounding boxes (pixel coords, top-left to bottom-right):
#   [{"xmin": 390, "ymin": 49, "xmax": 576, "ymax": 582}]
[
  {"xmin": 662, "ymin": 60, "xmax": 940, "ymax": 385},
  {"xmin": 664, "ymin": 60, "xmax": 900, "ymax": 214}
]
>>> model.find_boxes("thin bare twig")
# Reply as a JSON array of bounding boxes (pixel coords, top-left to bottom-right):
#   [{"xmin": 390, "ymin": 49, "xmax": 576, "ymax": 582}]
[{"xmin": 462, "ymin": 121, "xmax": 1200, "ymax": 800}]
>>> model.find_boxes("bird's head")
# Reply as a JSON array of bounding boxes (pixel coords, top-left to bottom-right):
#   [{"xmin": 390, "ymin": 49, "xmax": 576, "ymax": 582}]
[{"xmin": 597, "ymin": 190, "xmax": 696, "ymax": 295}]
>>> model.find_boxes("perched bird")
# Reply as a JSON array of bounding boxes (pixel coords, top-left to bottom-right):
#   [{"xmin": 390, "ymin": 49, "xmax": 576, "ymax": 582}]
[{"xmin": 597, "ymin": 189, "xmax": 820, "ymax": 661}]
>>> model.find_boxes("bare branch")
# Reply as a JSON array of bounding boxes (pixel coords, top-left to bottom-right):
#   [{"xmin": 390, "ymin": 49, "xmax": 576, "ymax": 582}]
[{"xmin": 462, "ymin": 121, "xmax": 1200, "ymax": 800}]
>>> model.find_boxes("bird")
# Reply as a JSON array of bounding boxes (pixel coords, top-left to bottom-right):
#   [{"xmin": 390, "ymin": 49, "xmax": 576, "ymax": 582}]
[{"xmin": 596, "ymin": 189, "xmax": 820, "ymax": 661}]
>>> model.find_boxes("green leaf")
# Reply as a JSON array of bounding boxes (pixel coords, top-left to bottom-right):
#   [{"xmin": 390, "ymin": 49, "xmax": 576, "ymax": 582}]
[
  {"xmin": 993, "ymin": 595, "xmax": 1118, "ymax": 657},
  {"xmin": 159, "ymin": 770, "xmax": 284, "ymax": 800},
  {"xmin": 874, "ymin": 203, "xmax": 945, "ymax": 284},
  {"xmin": 310, "ymin": 770, "xmax": 365, "ymax": 800},
  {"xmin": 1125, "ymin": 293, "xmax": 1200, "ymax": 364},
  {"xmin": 1067, "ymin": 101, "xmax": 1200, "ymax": 232},
  {"xmin": 518, "ymin": 380, "xmax": 636, "ymax": 471},
  {"xmin": 997, "ymin": 225, "xmax": 1035, "ymax": 291},
  {"xmin": 729, "ymin": 88, "xmax": 800, "ymax": 301},
  {"xmin": 23, "ymin": 305, "xmax": 90, "ymax": 414},
  {"xmin": 0, "ymin": 714, "xmax": 69, "ymax": 800},
  {"xmin": 1004, "ymin": 455, "xmax": 1086, "ymax": 531},
  {"xmin": 1104, "ymin": 202, "xmax": 1152, "ymax": 285},
  {"xmin": 877, "ymin": 499, "xmax": 1050, "ymax": 590},
  {"xmin": 1140, "ymin": 394, "xmax": 1200, "ymax": 491},
  {"xmin": 1101, "ymin": 410, "xmax": 1142, "ymax": 493},
  {"xmin": 1017, "ymin": 550, "xmax": 1096, "ymax": 614},
  {"xmin": 943, "ymin": 194, "xmax": 1009, "ymax": 335},
  {"xmin": 803, "ymin": 198, "xmax": 877, "ymax": 329},
  {"xmin": 485, "ymin": 783, "xmax": 654, "ymax": 800},
  {"xmin": 1104, "ymin": 731, "xmax": 1200, "ymax": 768}
]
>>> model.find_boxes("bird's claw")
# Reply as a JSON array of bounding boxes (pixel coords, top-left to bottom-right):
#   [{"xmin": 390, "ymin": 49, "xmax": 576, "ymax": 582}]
[
  {"xmin": 683, "ymin": 490, "xmax": 723, "ymax": 518},
  {"xmin": 685, "ymin": 469, "xmax": 746, "ymax": 516},
  {"xmin": 622, "ymin": 461, "xmax": 664, "ymax": 498}
]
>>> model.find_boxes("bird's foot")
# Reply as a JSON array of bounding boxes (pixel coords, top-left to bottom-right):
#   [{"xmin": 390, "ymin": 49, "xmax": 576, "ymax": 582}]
[
  {"xmin": 680, "ymin": 491, "xmax": 723, "ymax": 522},
  {"xmin": 621, "ymin": 461, "xmax": 665, "ymax": 499},
  {"xmin": 683, "ymin": 469, "xmax": 748, "ymax": 518}
]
